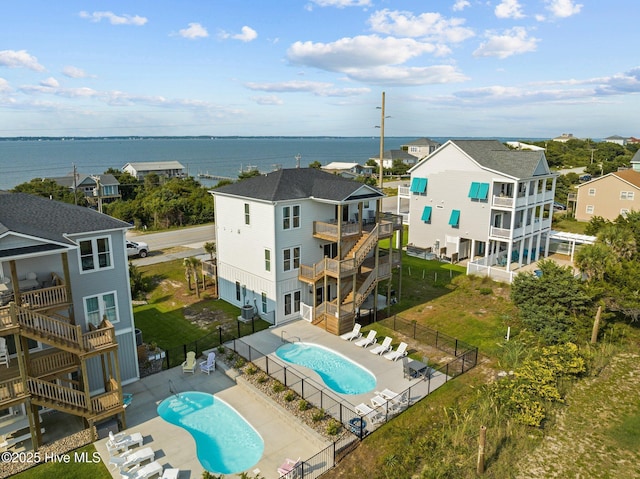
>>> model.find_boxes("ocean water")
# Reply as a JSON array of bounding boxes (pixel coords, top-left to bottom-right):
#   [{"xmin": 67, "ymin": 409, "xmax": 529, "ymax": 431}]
[
  {"xmin": 0, "ymin": 136, "xmax": 543, "ymax": 191},
  {"xmin": 0, "ymin": 137, "xmax": 413, "ymax": 191}
]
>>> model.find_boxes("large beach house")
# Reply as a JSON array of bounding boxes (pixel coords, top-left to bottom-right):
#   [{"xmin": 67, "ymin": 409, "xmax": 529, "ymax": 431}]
[
  {"xmin": 0, "ymin": 192, "xmax": 138, "ymax": 450},
  {"xmin": 212, "ymin": 168, "xmax": 403, "ymax": 335},
  {"xmin": 402, "ymin": 140, "xmax": 557, "ymax": 282}
]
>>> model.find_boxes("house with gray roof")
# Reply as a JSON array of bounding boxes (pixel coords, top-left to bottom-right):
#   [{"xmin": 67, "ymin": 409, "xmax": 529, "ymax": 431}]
[
  {"xmin": 404, "ymin": 140, "xmax": 557, "ymax": 283},
  {"xmin": 211, "ymin": 168, "xmax": 402, "ymax": 335},
  {"xmin": 369, "ymin": 149, "xmax": 418, "ymax": 170},
  {"xmin": 49, "ymin": 172, "xmax": 121, "ymax": 206},
  {"xmin": 0, "ymin": 192, "xmax": 138, "ymax": 449},
  {"xmin": 122, "ymin": 161, "xmax": 185, "ymax": 180},
  {"xmin": 403, "ymin": 138, "xmax": 441, "ymax": 159}
]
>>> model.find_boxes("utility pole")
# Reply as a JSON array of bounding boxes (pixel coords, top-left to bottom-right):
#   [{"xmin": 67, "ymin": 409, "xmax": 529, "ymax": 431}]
[
  {"xmin": 295, "ymin": 153, "xmax": 301, "ymax": 168},
  {"xmin": 92, "ymin": 175, "xmax": 103, "ymax": 214},
  {"xmin": 378, "ymin": 91, "xmax": 386, "ymax": 188},
  {"xmin": 73, "ymin": 164, "xmax": 78, "ymax": 205}
]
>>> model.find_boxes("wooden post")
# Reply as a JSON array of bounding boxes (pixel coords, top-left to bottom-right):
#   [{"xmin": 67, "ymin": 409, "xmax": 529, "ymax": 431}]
[
  {"xmin": 477, "ymin": 425, "xmax": 486, "ymax": 474},
  {"xmin": 591, "ymin": 305, "xmax": 602, "ymax": 344}
]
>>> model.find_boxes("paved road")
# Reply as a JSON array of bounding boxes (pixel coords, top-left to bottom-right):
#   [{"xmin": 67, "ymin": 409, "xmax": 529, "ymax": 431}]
[{"xmin": 127, "ymin": 224, "xmax": 215, "ymax": 265}]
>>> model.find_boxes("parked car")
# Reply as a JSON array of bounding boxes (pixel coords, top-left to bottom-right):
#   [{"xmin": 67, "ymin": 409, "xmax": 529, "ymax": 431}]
[
  {"xmin": 553, "ymin": 202, "xmax": 567, "ymax": 211},
  {"xmin": 126, "ymin": 240, "xmax": 149, "ymax": 258}
]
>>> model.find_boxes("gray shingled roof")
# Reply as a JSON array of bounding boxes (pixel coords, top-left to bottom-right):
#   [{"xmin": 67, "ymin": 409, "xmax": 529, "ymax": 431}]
[
  {"xmin": 213, "ymin": 168, "xmax": 383, "ymax": 202},
  {"xmin": 49, "ymin": 173, "xmax": 120, "ymax": 188},
  {"xmin": 403, "ymin": 138, "xmax": 440, "ymax": 147},
  {"xmin": 452, "ymin": 140, "xmax": 549, "ymax": 178},
  {"xmin": 0, "ymin": 192, "xmax": 131, "ymax": 245}
]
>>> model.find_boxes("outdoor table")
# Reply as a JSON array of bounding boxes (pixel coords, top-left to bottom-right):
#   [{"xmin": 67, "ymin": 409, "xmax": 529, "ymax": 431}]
[{"xmin": 407, "ymin": 359, "xmax": 428, "ymax": 378}]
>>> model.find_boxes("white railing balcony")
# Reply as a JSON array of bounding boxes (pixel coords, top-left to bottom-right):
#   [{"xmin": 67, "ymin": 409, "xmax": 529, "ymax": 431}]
[
  {"xmin": 398, "ymin": 186, "xmax": 410, "ymax": 197},
  {"xmin": 492, "ymin": 195, "xmax": 514, "ymax": 208},
  {"xmin": 490, "ymin": 226, "xmax": 511, "ymax": 239}
]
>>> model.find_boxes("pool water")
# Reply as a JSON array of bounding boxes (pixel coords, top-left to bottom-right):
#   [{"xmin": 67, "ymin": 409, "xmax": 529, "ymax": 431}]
[
  {"xmin": 276, "ymin": 342, "xmax": 376, "ymax": 394},
  {"xmin": 157, "ymin": 391, "xmax": 263, "ymax": 474}
]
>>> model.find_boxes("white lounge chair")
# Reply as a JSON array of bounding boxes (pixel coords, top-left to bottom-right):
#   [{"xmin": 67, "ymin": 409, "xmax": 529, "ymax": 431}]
[
  {"xmin": 383, "ymin": 341, "xmax": 408, "ymax": 361},
  {"xmin": 119, "ymin": 460, "xmax": 163, "ymax": 479},
  {"xmin": 370, "ymin": 336, "xmax": 393, "ymax": 355},
  {"xmin": 277, "ymin": 457, "xmax": 301, "ymax": 477},
  {"xmin": 340, "ymin": 323, "xmax": 362, "ymax": 341},
  {"xmin": 199, "ymin": 352, "xmax": 216, "ymax": 374},
  {"xmin": 354, "ymin": 330, "xmax": 377, "ymax": 348},
  {"xmin": 354, "ymin": 402, "xmax": 384, "ymax": 424},
  {"xmin": 107, "ymin": 431, "xmax": 144, "ymax": 454},
  {"xmin": 109, "ymin": 447, "xmax": 154, "ymax": 470}
]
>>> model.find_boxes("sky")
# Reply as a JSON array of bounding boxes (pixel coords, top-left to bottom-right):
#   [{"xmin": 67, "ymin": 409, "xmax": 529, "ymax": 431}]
[{"xmin": 1, "ymin": 0, "xmax": 638, "ymax": 139}]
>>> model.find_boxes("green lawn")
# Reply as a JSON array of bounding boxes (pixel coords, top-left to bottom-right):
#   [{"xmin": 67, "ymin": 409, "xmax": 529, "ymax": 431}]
[{"xmin": 12, "ymin": 445, "xmax": 111, "ymax": 479}]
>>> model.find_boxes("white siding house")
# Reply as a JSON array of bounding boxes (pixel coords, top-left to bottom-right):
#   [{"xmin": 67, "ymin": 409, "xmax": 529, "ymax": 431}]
[
  {"xmin": 212, "ymin": 168, "xmax": 402, "ymax": 335},
  {"xmin": 404, "ymin": 140, "xmax": 557, "ymax": 282}
]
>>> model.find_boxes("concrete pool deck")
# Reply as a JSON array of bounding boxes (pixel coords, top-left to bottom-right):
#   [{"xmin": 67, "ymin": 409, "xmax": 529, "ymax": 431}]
[{"xmin": 96, "ymin": 319, "xmax": 449, "ymax": 478}]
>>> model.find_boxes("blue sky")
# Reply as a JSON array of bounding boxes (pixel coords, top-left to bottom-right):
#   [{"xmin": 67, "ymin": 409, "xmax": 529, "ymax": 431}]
[{"xmin": 1, "ymin": 0, "xmax": 638, "ymax": 138}]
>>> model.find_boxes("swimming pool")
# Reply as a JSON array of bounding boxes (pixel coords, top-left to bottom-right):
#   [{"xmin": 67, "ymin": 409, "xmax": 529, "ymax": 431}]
[
  {"xmin": 157, "ymin": 391, "xmax": 263, "ymax": 474},
  {"xmin": 276, "ymin": 342, "xmax": 376, "ymax": 394}
]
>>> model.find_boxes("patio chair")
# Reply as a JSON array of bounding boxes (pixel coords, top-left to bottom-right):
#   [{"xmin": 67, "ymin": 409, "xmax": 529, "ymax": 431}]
[
  {"xmin": 109, "ymin": 446, "xmax": 154, "ymax": 470},
  {"xmin": 119, "ymin": 460, "xmax": 163, "ymax": 479},
  {"xmin": 107, "ymin": 431, "xmax": 143, "ymax": 454},
  {"xmin": 370, "ymin": 336, "xmax": 393, "ymax": 355},
  {"xmin": 0, "ymin": 337, "xmax": 8, "ymax": 368},
  {"xmin": 199, "ymin": 352, "xmax": 216, "ymax": 374},
  {"xmin": 354, "ymin": 330, "xmax": 377, "ymax": 348},
  {"xmin": 182, "ymin": 351, "xmax": 196, "ymax": 374},
  {"xmin": 277, "ymin": 457, "xmax": 301, "ymax": 477},
  {"xmin": 383, "ymin": 341, "xmax": 408, "ymax": 361},
  {"xmin": 354, "ymin": 402, "xmax": 384, "ymax": 424},
  {"xmin": 340, "ymin": 323, "xmax": 362, "ymax": 341},
  {"xmin": 402, "ymin": 357, "xmax": 412, "ymax": 379}
]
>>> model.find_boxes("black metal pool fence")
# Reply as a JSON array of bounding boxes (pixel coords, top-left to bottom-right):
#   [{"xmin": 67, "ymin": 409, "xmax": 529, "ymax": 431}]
[{"xmin": 230, "ymin": 315, "xmax": 478, "ymax": 479}]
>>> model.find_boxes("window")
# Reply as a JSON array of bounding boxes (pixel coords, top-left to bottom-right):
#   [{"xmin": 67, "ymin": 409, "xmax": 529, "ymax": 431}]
[
  {"xmin": 244, "ymin": 203, "xmax": 250, "ymax": 225},
  {"xmin": 283, "ymin": 205, "xmax": 301, "ymax": 230},
  {"xmin": 264, "ymin": 249, "xmax": 271, "ymax": 271},
  {"xmin": 284, "ymin": 290, "xmax": 301, "ymax": 316},
  {"xmin": 84, "ymin": 292, "xmax": 118, "ymax": 327},
  {"xmin": 79, "ymin": 237, "xmax": 112, "ymax": 272},
  {"xmin": 620, "ymin": 191, "xmax": 635, "ymax": 200},
  {"xmin": 586, "ymin": 205, "xmax": 594, "ymax": 214},
  {"xmin": 283, "ymin": 247, "xmax": 300, "ymax": 271},
  {"xmin": 261, "ymin": 292, "xmax": 267, "ymax": 313},
  {"xmin": 588, "ymin": 188, "xmax": 596, "ymax": 196},
  {"xmin": 468, "ymin": 182, "xmax": 489, "ymax": 200},
  {"xmin": 410, "ymin": 177, "xmax": 428, "ymax": 194},
  {"xmin": 621, "ymin": 208, "xmax": 630, "ymax": 217},
  {"xmin": 421, "ymin": 206, "xmax": 432, "ymax": 223},
  {"xmin": 449, "ymin": 209, "xmax": 460, "ymax": 227},
  {"xmin": 235, "ymin": 281, "xmax": 241, "ymax": 301}
]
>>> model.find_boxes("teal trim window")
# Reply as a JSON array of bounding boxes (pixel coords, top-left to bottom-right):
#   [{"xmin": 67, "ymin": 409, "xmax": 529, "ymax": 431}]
[
  {"xmin": 449, "ymin": 209, "xmax": 460, "ymax": 227},
  {"xmin": 421, "ymin": 206, "xmax": 432, "ymax": 222},
  {"xmin": 410, "ymin": 177, "xmax": 428, "ymax": 194},
  {"xmin": 468, "ymin": 182, "xmax": 489, "ymax": 200}
]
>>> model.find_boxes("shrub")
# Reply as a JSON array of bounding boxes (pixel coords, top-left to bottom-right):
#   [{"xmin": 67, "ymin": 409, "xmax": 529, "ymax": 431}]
[
  {"xmin": 326, "ymin": 419, "xmax": 342, "ymax": 436},
  {"xmin": 284, "ymin": 390, "xmax": 296, "ymax": 402},
  {"xmin": 312, "ymin": 408, "xmax": 326, "ymax": 422},
  {"xmin": 298, "ymin": 399, "xmax": 310, "ymax": 411},
  {"xmin": 257, "ymin": 374, "xmax": 268, "ymax": 384},
  {"xmin": 234, "ymin": 357, "xmax": 246, "ymax": 369},
  {"xmin": 245, "ymin": 364, "xmax": 258, "ymax": 375},
  {"xmin": 272, "ymin": 381, "xmax": 285, "ymax": 393},
  {"xmin": 217, "ymin": 345, "xmax": 225, "ymax": 354},
  {"xmin": 479, "ymin": 287, "xmax": 493, "ymax": 295}
]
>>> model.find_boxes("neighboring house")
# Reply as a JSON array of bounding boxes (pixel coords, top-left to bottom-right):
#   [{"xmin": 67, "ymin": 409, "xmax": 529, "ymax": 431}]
[
  {"xmin": 575, "ymin": 168, "xmax": 640, "ymax": 221},
  {"xmin": 49, "ymin": 173, "xmax": 121, "ymax": 204},
  {"xmin": 552, "ymin": 133, "xmax": 577, "ymax": 142},
  {"xmin": 402, "ymin": 140, "xmax": 556, "ymax": 281},
  {"xmin": 403, "ymin": 138, "xmax": 441, "ymax": 159},
  {"xmin": 0, "ymin": 192, "xmax": 138, "ymax": 450},
  {"xmin": 603, "ymin": 135, "xmax": 627, "ymax": 146},
  {"xmin": 321, "ymin": 162, "xmax": 374, "ymax": 178},
  {"xmin": 212, "ymin": 168, "xmax": 402, "ymax": 335},
  {"xmin": 369, "ymin": 149, "xmax": 417, "ymax": 169},
  {"xmin": 506, "ymin": 141, "xmax": 546, "ymax": 151},
  {"xmin": 122, "ymin": 161, "xmax": 185, "ymax": 180}
]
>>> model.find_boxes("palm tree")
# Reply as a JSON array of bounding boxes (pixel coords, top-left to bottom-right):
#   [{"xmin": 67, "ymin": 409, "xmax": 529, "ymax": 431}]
[
  {"xmin": 597, "ymin": 224, "xmax": 636, "ymax": 260},
  {"xmin": 183, "ymin": 256, "xmax": 201, "ymax": 298},
  {"xmin": 204, "ymin": 241, "xmax": 216, "ymax": 261},
  {"xmin": 575, "ymin": 243, "xmax": 615, "ymax": 282}
]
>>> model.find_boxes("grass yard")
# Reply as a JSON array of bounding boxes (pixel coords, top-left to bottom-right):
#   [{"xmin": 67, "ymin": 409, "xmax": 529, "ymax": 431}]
[{"xmin": 11, "ymin": 445, "xmax": 111, "ymax": 479}]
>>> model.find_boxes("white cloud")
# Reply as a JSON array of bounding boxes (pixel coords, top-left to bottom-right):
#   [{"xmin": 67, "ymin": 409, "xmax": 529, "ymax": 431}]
[
  {"xmin": 545, "ymin": 0, "xmax": 583, "ymax": 18},
  {"xmin": 179, "ymin": 23, "xmax": 209, "ymax": 39},
  {"xmin": 219, "ymin": 26, "xmax": 258, "ymax": 42},
  {"xmin": 0, "ymin": 78, "xmax": 11, "ymax": 93},
  {"xmin": 347, "ymin": 65, "xmax": 469, "ymax": 85},
  {"xmin": 40, "ymin": 77, "xmax": 59, "ymax": 88},
  {"xmin": 495, "ymin": 0, "xmax": 525, "ymax": 19},
  {"xmin": 453, "ymin": 1, "xmax": 470, "ymax": 11},
  {"xmin": 0, "ymin": 50, "xmax": 45, "ymax": 71},
  {"xmin": 473, "ymin": 27, "xmax": 539, "ymax": 59},
  {"xmin": 309, "ymin": 0, "xmax": 372, "ymax": 8},
  {"xmin": 288, "ymin": 35, "xmax": 440, "ymax": 72},
  {"xmin": 63, "ymin": 66, "xmax": 91, "ymax": 78},
  {"xmin": 79, "ymin": 11, "xmax": 147, "ymax": 26},
  {"xmin": 368, "ymin": 9, "xmax": 474, "ymax": 43},
  {"xmin": 244, "ymin": 80, "xmax": 369, "ymax": 97},
  {"xmin": 251, "ymin": 95, "xmax": 284, "ymax": 105}
]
